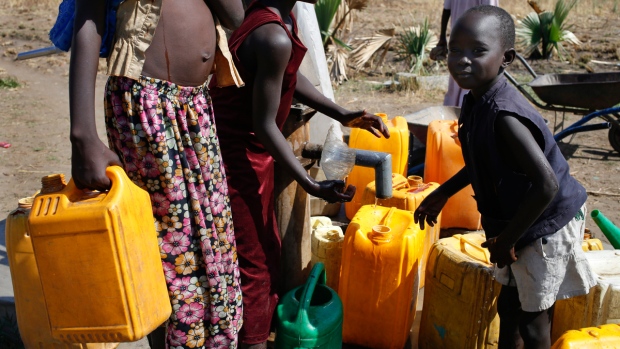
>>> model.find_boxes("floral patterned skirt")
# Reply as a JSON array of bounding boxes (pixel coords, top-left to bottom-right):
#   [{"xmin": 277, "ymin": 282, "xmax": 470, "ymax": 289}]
[{"xmin": 105, "ymin": 76, "xmax": 242, "ymax": 348}]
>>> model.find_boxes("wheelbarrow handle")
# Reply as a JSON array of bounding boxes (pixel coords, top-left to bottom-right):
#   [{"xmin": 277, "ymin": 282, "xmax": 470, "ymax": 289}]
[
  {"xmin": 15, "ymin": 46, "xmax": 64, "ymax": 61},
  {"xmin": 513, "ymin": 53, "xmax": 538, "ymax": 79}
]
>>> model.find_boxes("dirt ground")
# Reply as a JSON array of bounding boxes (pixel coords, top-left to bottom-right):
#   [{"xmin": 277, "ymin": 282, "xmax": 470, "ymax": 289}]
[{"xmin": 1, "ymin": 1, "xmax": 619, "ymax": 242}]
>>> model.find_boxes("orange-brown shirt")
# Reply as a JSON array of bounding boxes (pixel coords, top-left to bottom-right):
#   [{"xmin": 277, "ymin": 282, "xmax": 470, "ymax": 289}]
[{"xmin": 107, "ymin": 0, "xmax": 242, "ymax": 87}]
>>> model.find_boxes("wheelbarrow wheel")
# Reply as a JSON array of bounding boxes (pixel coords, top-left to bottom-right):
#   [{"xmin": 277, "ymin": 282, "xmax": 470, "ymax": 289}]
[{"xmin": 609, "ymin": 124, "xmax": 620, "ymax": 153}]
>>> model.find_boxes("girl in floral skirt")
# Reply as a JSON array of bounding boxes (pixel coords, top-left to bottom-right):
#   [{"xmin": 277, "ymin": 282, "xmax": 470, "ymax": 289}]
[{"xmin": 69, "ymin": 0, "xmax": 245, "ymax": 347}]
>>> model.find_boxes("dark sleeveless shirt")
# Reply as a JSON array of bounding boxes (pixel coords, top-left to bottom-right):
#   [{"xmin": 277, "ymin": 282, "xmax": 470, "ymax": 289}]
[{"xmin": 458, "ymin": 77, "xmax": 587, "ymax": 250}]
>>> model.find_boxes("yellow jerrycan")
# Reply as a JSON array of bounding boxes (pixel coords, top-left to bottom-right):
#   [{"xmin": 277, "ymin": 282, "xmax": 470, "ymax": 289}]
[
  {"xmin": 27, "ymin": 167, "xmax": 171, "ymax": 343},
  {"xmin": 424, "ymin": 119, "xmax": 482, "ymax": 230},
  {"xmin": 582, "ymin": 238, "xmax": 604, "ymax": 251},
  {"xmin": 419, "ymin": 233, "xmax": 500, "ymax": 349},
  {"xmin": 551, "ymin": 324, "xmax": 620, "ymax": 349},
  {"xmin": 6, "ymin": 195, "xmax": 118, "ymax": 349},
  {"xmin": 339, "ymin": 205, "xmax": 425, "ymax": 349},
  {"xmin": 310, "ymin": 217, "xmax": 345, "ymax": 291},
  {"xmin": 345, "ymin": 113, "xmax": 409, "ymax": 219},
  {"xmin": 361, "ymin": 173, "xmax": 441, "ymax": 288}
]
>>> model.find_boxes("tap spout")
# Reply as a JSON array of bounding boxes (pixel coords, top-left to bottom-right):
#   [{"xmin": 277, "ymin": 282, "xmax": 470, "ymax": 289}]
[
  {"xmin": 353, "ymin": 149, "xmax": 392, "ymax": 199},
  {"xmin": 301, "ymin": 143, "xmax": 393, "ymax": 199}
]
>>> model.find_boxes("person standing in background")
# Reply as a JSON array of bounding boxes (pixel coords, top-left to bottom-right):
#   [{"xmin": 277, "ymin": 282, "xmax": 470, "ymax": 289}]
[{"xmin": 430, "ymin": 0, "xmax": 499, "ymax": 107}]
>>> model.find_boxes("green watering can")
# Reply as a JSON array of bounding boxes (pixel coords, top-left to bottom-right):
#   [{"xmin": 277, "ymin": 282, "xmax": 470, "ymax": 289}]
[{"xmin": 274, "ymin": 262, "xmax": 343, "ymax": 349}]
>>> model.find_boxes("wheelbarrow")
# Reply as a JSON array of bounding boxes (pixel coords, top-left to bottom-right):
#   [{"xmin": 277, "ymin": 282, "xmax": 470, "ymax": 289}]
[{"xmin": 504, "ymin": 54, "xmax": 620, "ymax": 153}]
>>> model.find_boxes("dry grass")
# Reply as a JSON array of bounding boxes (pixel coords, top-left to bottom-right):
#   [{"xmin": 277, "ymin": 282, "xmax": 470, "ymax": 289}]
[
  {"xmin": 2, "ymin": 0, "xmax": 616, "ymax": 21},
  {"xmin": 352, "ymin": 0, "xmax": 618, "ymax": 38},
  {"xmin": 2, "ymin": 0, "xmax": 59, "ymax": 11}
]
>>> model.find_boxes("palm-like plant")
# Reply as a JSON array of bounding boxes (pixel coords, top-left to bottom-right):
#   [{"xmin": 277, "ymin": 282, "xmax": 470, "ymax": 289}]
[
  {"xmin": 397, "ymin": 19, "xmax": 436, "ymax": 74},
  {"xmin": 314, "ymin": 0, "xmax": 368, "ymax": 83},
  {"xmin": 517, "ymin": 0, "xmax": 581, "ymax": 60},
  {"xmin": 349, "ymin": 28, "xmax": 396, "ymax": 72},
  {"xmin": 315, "ymin": 0, "xmax": 344, "ymax": 47}
]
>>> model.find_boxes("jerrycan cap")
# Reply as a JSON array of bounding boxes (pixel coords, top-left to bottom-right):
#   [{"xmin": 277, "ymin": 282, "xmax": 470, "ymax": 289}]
[
  {"xmin": 370, "ymin": 225, "xmax": 392, "ymax": 244},
  {"xmin": 407, "ymin": 175, "xmax": 423, "ymax": 187},
  {"xmin": 40, "ymin": 174, "xmax": 67, "ymax": 194},
  {"xmin": 17, "ymin": 196, "xmax": 34, "ymax": 209}
]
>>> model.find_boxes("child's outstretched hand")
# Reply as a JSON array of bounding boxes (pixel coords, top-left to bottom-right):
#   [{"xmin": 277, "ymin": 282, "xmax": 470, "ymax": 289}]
[
  {"xmin": 341, "ymin": 110, "xmax": 391, "ymax": 139},
  {"xmin": 413, "ymin": 190, "xmax": 449, "ymax": 230},
  {"xmin": 310, "ymin": 180, "xmax": 356, "ymax": 204},
  {"xmin": 481, "ymin": 236, "xmax": 518, "ymax": 268}
]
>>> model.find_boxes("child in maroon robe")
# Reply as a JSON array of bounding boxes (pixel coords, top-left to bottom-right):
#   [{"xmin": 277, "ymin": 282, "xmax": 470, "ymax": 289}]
[{"xmin": 209, "ymin": 1, "xmax": 390, "ymax": 347}]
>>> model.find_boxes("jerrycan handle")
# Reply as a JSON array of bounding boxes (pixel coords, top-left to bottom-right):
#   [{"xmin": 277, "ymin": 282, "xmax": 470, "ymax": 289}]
[
  {"xmin": 392, "ymin": 175, "xmax": 410, "ymax": 190},
  {"xmin": 63, "ymin": 166, "xmax": 128, "ymax": 198},
  {"xmin": 105, "ymin": 166, "xmax": 130, "ymax": 196},
  {"xmin": 296, "ymin": 262, "xmax": 327, "ymax": 325},
  {"xmin": 459, "ymin": 235, "xmax": 491, "ymax": 264},
  {"xmin": 449, "ymin": 122, "xmax": 461, "ymax": 146}
]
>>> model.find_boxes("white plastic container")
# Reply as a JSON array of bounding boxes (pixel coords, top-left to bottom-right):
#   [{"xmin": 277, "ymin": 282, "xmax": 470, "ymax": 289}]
[{"xmin": 551, "ymin": 250, "xmax": 620, "ymax": 342}]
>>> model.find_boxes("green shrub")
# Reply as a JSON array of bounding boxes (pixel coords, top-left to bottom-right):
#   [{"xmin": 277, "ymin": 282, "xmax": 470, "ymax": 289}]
[
  {"xmin": 0, "ymin": 76, "xmax": 20, "ymax": 89},
  {"xmin": 397, "ymin": 19, "xmax": 434, "ymax": 74},
  {"xmin": 517, "ymin": 0, "xmax": 581, "ymax": 60}
]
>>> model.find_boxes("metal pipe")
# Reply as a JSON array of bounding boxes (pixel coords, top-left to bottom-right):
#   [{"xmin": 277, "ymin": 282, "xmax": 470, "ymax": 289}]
[
  {"xmin": 302, "ymin": 143, "xmax": 393, "ymax": 199},
  {"xmin": 353, "ymin": 149, "xmax": 392, "ymax": 199},
  {"xmin": 15, "ymin": 46, "xmax": 63, "ymax": 61}
]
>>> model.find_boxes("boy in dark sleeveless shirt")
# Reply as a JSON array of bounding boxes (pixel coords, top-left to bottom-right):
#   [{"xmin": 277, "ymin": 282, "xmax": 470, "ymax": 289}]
[
  {"xmin": 209, "ymin": 0, "xmax": 390, "ymax": 348},
  {"xmin": 414, "ymin": 6, "xmax": 596, "ymax": 349}
]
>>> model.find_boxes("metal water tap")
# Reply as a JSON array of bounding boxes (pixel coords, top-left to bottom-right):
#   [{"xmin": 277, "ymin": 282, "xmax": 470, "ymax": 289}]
[{"xmin": 301, "ymin": 143, "xmax": 393, "ymax": 199}]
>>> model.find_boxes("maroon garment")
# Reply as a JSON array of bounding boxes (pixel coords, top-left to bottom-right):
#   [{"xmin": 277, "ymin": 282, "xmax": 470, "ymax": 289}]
[{"xmin": 209, "ymin": 1, "xmax": 307, "ymax": 344}]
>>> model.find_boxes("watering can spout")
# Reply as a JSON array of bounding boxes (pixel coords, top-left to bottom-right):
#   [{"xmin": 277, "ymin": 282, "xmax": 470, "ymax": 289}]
[{"xmin": 590, "ymin": 209, "xmax": 620, "ymax": 249}]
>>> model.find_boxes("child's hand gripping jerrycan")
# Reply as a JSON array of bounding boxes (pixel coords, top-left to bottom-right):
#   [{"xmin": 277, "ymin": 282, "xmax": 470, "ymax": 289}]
[
  {"xmin": 27, "ymin": 166, "xmax": 171, "ymax": 343},
  {"xmin": 274, "ymin": 262, "xmax": 343, "ymax": 349}
]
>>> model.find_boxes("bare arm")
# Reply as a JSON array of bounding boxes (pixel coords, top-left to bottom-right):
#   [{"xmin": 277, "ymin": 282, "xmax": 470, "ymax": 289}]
[
  {"xmin": 69, "ymin": 0, "xmax": 121, "ymax": 190},
  {"xmin": 430, "ymin": 8, "xmax": 451, "ymax": 60},
  {"xmin": 294, "ymin": 72, "xmax": 390, "ymax": 138},
  {"xmin": 482, "ymin": 113, "xmax": 559, "ymax": 267},
  {"xmin": 439, "ymin": 8, "xmax": 451, "ymax": 46},
  {"xmin": 206, "ymin": 0, "xmax": 244, "ymax": 30},
  {"xmin": 246, "ymin": 24, "xmax": 353, "ymax": 202}
]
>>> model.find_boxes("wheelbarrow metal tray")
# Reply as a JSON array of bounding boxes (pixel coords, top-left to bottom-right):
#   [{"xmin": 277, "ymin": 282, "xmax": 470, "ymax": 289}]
[
  {"xmin": 528, "ymin": 72, "xmax": 620, "ymax": 110},
  {"xmin": 403, "ymin": 106, "xmax": 460, "ymax": 144}
]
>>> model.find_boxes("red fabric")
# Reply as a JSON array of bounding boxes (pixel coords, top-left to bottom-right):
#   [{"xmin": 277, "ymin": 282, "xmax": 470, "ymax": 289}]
[{"xmin": 209, "ymin": 1, "xmax": 307, "ymax": 344}]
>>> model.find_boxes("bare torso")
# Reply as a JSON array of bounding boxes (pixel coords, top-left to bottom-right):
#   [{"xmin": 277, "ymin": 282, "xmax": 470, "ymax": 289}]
[{"xmin": 142, "ymin": 0, "xmax": 216, "ymax": 86}]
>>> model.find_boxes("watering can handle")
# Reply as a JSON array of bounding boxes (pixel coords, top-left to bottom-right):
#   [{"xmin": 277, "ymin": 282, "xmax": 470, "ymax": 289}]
[
  {"xmin": 459, "ymin": 235, "xmax": 492, "ymax": 264},
  {"xmin": 296, "ymin": 262, "xmax": 327, "ymax": 325}
]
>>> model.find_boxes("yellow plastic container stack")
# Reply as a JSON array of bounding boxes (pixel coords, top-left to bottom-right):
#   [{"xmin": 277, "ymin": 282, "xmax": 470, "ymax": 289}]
[
  {"xmin": 339, "ymin": 205, "xmax": 425, "ymax": 349},
  {"xmin": 27, "ymin": 167, "xmax": 171, "ymax": 343},
  {"xmin": 551, "ymin": 324, "xmax": 620, "ymax": 349},
  {"xmin": 361, "ymin": 173, "xmax": 441, "ymax": 288},
  {"xmin": 424, "ymin": 119, "xmax": 482, "ymax": 230},
  {"xmin": 419, "ymin": 233, "xmax": 500, "ymax": 349},
  {"xmin": 6, "ymin": 195, "xmax": 119, "ymax": 349},
  {"xmin": 310, "ymin": 216, "xmax": 344, "ymax": 291},
  {"xmin": 345, "ymin": 113, "xmax": 409, "ymax": 219},
  {"xmin": 551, "ymin": 250, "xmax": 620, "ymax": 343},
  {"xmin": 582, "ymin": 238, "xmax": 604, "ymax": 251}
]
